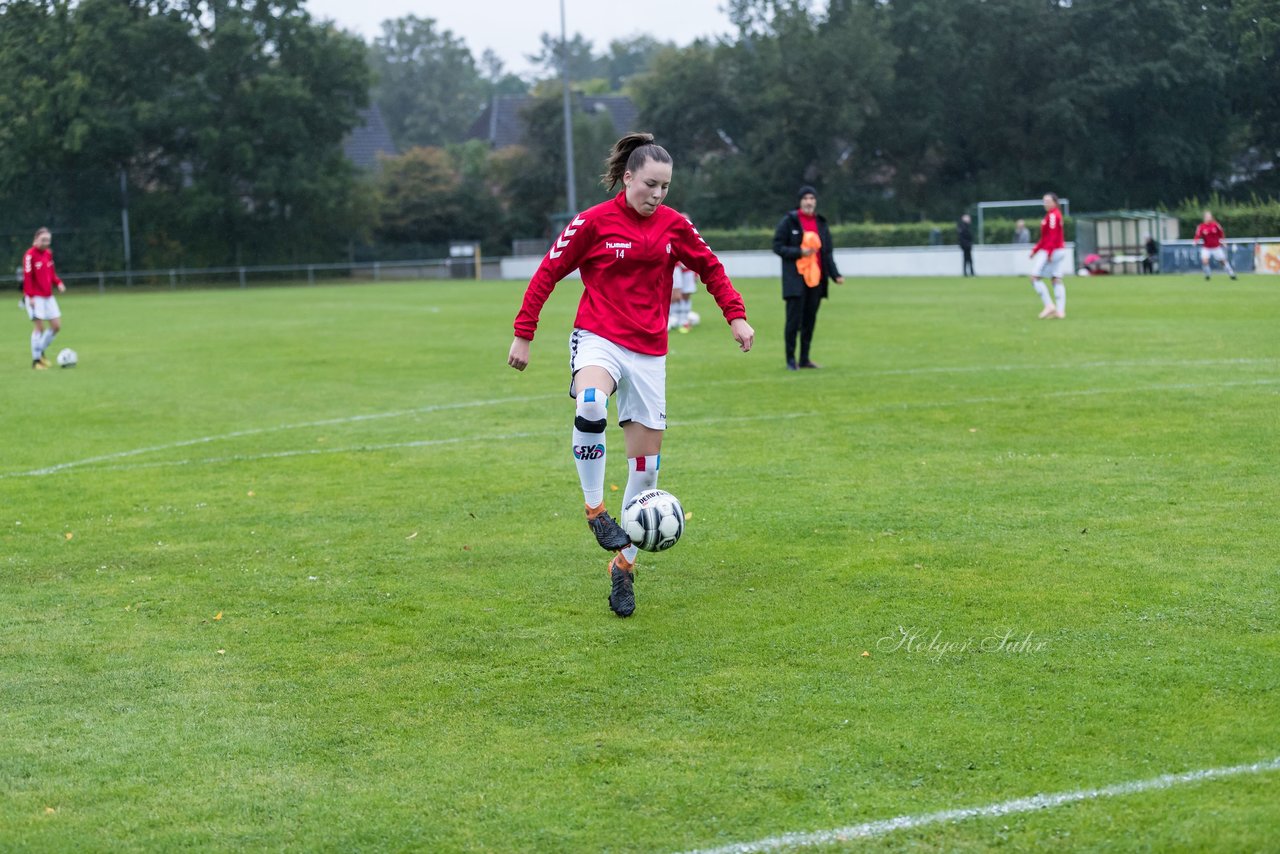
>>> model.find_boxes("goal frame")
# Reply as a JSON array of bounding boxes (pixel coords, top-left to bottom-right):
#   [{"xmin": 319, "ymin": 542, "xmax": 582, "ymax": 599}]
[{"xmin": 976, "ymin": 198, "xmax": 1070, "ymax": 245}]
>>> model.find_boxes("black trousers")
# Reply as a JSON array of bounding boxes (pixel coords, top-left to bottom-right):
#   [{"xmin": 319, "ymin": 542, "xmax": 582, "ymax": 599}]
[
  {"xmin": 961, "ymin": 246, "xmax": 975, "ymax": 276},
  {"xmin": 784, "ymin": 288, "xmax": 823, "ymax": 363}
]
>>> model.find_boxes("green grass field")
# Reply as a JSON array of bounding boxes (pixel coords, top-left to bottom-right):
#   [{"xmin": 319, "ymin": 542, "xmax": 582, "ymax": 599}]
[{"xmin": 1, "ymin": 274, "xmax": 1277, "ymax": 852}]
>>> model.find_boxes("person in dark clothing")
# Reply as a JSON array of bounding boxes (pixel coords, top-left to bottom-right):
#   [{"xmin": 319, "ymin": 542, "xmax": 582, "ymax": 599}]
[
  {"xmin": 957, "ymin": 213, "xmax": 975, "ymax": 276},
  {"xmin": 773, "ymin": 186, "xmax": 843, "ymax": 370},
  {"xmin": 1142, "ymin": 235, "xmax": 1158, "ymax": 274}
]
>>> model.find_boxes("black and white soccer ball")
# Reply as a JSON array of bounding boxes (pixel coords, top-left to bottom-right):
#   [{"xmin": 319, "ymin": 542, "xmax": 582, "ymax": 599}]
[
  {"xmin": 621, "ymin": 489, "xmax": 685, "ymax": 552},
  {"xmin": 56, "ymin": 348, "xmax": 77, "ymax": 368}
]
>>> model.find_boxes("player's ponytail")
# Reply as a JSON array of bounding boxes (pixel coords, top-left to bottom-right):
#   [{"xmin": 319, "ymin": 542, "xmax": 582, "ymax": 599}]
[{"xmin": 602, "ymin": 132, "xmax": 672, "ymax": 191}]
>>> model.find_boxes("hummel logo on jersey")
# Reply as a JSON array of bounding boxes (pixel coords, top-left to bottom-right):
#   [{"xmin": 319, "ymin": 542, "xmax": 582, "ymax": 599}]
[
  {"xmin": 549, "ymin": 215, "xmax": 587, "ymax": 260},
  {"xmin": 605, "ymin": 242, "xmax": 632, "ymax": 250}
]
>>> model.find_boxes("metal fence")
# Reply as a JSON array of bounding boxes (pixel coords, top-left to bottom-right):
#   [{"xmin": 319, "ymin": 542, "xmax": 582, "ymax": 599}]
[
  {"xmin": 7, "ymin": 257, "xmax": 504, "ymax": 292},
  {"xmin": 1158, "ymin": 239, "xmax": 1258, "ymax": 274}
]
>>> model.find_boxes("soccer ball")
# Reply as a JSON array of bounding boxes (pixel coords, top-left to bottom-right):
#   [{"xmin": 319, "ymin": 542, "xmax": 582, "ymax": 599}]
[
  {"xmin": 621, "ymin": 489, "xmax": 685, "ymax": 552},
  {"xmin": 687, "ymin": 310, "xmax": 701, "ymax": 327},
  {"xmin": 56, "ymin": 348, "xmax": 78, "ymax": 368}
]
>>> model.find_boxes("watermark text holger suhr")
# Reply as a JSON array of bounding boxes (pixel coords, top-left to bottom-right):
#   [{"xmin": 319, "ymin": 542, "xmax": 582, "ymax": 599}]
[{"xmin": 876, "ymin": 626, "xmax": 1049, "ymax": 660}]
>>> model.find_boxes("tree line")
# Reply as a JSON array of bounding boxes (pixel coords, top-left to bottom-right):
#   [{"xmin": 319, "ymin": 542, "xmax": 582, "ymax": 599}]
[
  {"xmin": 1, "ymin": 0, "xmax": 1277, "ymax": 271},
  {"xmin": 372, "ymin": 0, "xmax": 1280, "ymax": 251}
]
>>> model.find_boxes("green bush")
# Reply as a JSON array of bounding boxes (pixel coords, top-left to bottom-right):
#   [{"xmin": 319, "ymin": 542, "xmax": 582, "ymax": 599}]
[
  {"xmin": 700, "ymin": 216, "xmax": 1075, "ymax": 251},
  {"xmin": 1171, "ymin": 195, "xmax": 1280, "ymax": 239}
]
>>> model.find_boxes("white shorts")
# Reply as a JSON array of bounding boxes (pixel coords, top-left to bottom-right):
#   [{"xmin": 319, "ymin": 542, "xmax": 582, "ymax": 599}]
[
  {"xmin": 674, "ymin": 268, "xmax": 697, "ymax": 296},
  {"xmin": 569, "ymin": 328, "xmax": 666, "ymax": 431},
  {"xmin": 22, "ymin": 295, "xmax": 60, "ymax": 321},
  {"xmin": 1200, "ymin": 246, "xmax": 1228, "ymax": 263},
  {"xmin": 1030, "ymin": 248, "xmax": 1069, "ymax": 279}
]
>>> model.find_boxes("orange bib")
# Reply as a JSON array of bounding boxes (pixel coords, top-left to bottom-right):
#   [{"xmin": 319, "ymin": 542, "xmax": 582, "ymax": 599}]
[{"xmin": 796, "ymin": 231, "xmax": 822, "ymax": 287}]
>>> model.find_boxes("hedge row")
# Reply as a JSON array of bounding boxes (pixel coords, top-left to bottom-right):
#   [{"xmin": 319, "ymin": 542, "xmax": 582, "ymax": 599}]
[
  {"xmin": 1171, "ymin": 197, "xmax": 1280, "ymax": 240},
  {"xmin": 700, "ymin": 217, "xmax": 1076, "ymax": 251},
  {"xmin": 698, "ymin": 198, "xmax": 1280, "ymax": 251}
]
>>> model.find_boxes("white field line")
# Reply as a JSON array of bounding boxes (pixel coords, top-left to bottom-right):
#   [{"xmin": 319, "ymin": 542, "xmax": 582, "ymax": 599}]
[
  {"xmin": 672, "ymin": 357, "xmax": 1280, "ymax": 388},
  {"xmin": 679, "ymin": 755, "xmax": 1280, "ymax": 854},
  {"xmin": 1, "ymin": 393, "xmax": 560, "ymax": 479},
  {"xmin": 0, "ymin": 412, "xmax": 818, "ymax": 477},
  {"xmin": 3, "ymin": 370, "xmax": 1277, "ymax": 481}
]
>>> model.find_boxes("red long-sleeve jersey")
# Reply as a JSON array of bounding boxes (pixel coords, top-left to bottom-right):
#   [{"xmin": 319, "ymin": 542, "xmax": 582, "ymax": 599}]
[
  {"xmin": 1194, "ymin": 221, "xmax": 1225, "ymax": 249},
  {"xmin": 1031, "ymin": 209, "xmax": 1065, "ymax": 256},
  {"xmin": 513, "ymin": 193, "xmax": 747, "ymax": 357},
  {"xmin": 23, "ymin": 247, "xmax": 63, "ymax": 297}
]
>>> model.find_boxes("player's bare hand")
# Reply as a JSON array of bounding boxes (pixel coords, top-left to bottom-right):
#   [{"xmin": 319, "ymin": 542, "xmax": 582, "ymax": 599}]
[
  {"xmin": 834, "ymin": 276, "xmax": 845, "ymax": 285},
  {"xmin": 508, "ymin": 336, "xmax": 530, "ymax": 371},
  {"xmin": 801, "ymin": 247, "xmax": 816, "ymax": 257},
  {"xmin": 57, "ymin": 283, "xmax": 65, "ymax": 293},
  {"xmin": 730, "ymin": 318, "xmax": 754, "ymax": 353}
]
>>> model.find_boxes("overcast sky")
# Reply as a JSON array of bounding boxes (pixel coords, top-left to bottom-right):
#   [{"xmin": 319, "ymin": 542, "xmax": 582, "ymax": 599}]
[{"xmin": 305, "ymin": 0, "xmax": 737, "ymax": 76}]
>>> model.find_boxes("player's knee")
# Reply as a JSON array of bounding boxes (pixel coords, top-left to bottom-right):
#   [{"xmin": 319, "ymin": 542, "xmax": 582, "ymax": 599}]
[{"xmin": 574, "ymin": 388, "xmax": 608, "ymax": 433}]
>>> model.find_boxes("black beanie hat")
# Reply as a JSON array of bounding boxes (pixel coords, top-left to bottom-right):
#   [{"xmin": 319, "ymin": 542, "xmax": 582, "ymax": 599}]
[{"xmin": 798, "ymin": 185, "xmax": 817, "ymax": 200}]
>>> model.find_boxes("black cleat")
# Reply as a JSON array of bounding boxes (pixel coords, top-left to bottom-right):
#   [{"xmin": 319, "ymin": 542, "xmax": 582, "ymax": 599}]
[
  {"xmin": 786, "ymin": 359, "xmax": 798, "ymax": 371},
  {"xmin": 586, "ymin": 505, "xmax": 631, "ymax": 551},
  {"xmin": 608, "ymin": 554, "xmax": 635, "ymax": 617},
  {"xmin": 799, "ymin": 360, "xmax": 822, "ymax": 369}
]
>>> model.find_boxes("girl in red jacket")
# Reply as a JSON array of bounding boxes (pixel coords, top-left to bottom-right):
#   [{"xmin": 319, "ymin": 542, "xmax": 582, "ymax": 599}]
[
  {"xmin": 1030, "ymin": 193, "xmax": 1068, "ymax": 319},
  {"xmin": 508, "ymin": 132, "xmax": 755, "ymax": 617},
  {"xmin": 22, "ymin": 228, "xmax": 66, "ymax": 369}
]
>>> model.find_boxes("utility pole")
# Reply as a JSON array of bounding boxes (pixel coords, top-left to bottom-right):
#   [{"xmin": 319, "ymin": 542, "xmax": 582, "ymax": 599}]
[
  {"xmin": 119, "ymin": 168, "xmax": 133, "ymax": 286},
  {"xmin": 559, "ymin": 0, "xmax": 577, "ymax": 216}
]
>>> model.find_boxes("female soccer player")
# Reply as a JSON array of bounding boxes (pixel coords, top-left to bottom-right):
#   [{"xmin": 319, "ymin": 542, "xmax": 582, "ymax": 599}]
[
  {"xmin": 1029, "ymin": 193, "xmax": 1068, "ymax": 319},
  {"xmin": 669, "ymin": 255, "xmax": 698, "ymax": 333},
  {"xmin": 507, "ymin": 132, "xmax": 755, "ymax": 618},
  {"xmin": 1194, "ymin": 210, "xmax": 1236, "ymax": 281},
  {"xmin": 22, "ymin": 227, "xmax": 66, "ymax": 369}
]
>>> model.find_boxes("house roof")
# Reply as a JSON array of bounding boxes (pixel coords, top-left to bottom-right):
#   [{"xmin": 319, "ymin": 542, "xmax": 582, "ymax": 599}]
[
  {"xmin": 466, "ymin": 93, "xmax": 639, "ymax": 149},
  {"xmin": 343, "ymin": 105, "xmax": 397, "ymax": 169}
]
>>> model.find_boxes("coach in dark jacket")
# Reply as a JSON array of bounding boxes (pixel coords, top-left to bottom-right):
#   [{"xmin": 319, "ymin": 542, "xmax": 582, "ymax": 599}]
[{"xmin": 773, "ymin": 185, "xmax": 843, "ymax": 370}]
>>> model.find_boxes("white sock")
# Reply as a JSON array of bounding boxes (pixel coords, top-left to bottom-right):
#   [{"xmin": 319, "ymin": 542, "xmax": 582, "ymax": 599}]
[
  {"xmin": 1202, "ymin": 263, "xmax": 1211, "ymax": 277},
  {"xmin": 621, "ymin": 454, "xmax": 659, "ymax": 563},
  {"xmin": 1032, "ymin": 278, "xmax": 1053, "ymax": 308},
  {"xmin": 1053, "ymin": 282, "xmax": 1066, "ymax": 314},
  {"xmin": 40, "ymin": 328, "xmax": 56, "ymax": 354},
  {"xmin": 572, "ymin": 388, "xmax": 609, "ymax": 507},
  {"xmin": 1224, "ymin": 260, "xmax": 1235, "ymax": 276},
  {"xmin": 623, "ymin": 455, "xmax": 659, "ymax": 507},
  {"xmin": 31, "ymin": 331, "xmax": 42, "ymax": 360}
]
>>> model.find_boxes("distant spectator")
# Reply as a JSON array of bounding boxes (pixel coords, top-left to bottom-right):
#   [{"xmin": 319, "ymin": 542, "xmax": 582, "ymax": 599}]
[
  {"xmin": 1142, "ymin": 235, "xmax": 1158, "ymax": 274},
  {"xmin": 957, "ymin": 213, "xmax": 975, "ymax": 277},
  {"xmin": 1013, "ymin": 219, "xmax": 1031, "ymax": 244}
]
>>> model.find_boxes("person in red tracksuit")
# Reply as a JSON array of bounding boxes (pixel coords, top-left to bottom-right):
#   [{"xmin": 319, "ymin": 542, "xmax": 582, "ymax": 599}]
[
  {"xmin": 1193, "ymin": 210, "xmax": 1236, "ymax": 280},
  {"xmin": 508, "ymin": 132, "xmax": 755, "ymax": 617},
  {"xmin": 22, "ymin": 227, "xmax": 66, "ymax": 369},
  {"xmin": 1029, "ymin": 193, "xmax": 1068, "ymax": 319}
]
